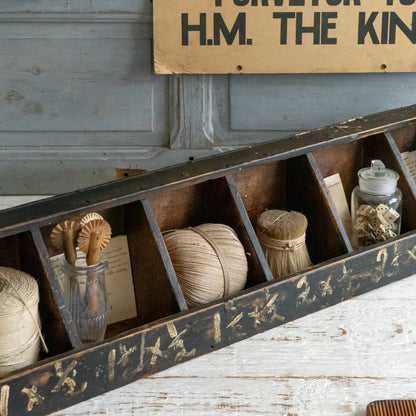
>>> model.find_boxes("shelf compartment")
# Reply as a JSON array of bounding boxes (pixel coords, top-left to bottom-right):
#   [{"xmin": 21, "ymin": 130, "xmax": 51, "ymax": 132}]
[
  {"xmin": 388, "ymin": 122, "xmax": 416, "ymax": 154},
  {"xmin": 39, "ymin": 201, "xmax": 187, "ymax": 341},
  {"xmin": 147, "ymin": 176, "xmax": 271, "ymax": 297},
  {"xmin": 386, "ymin": 125, "xmax": 416, "ymax": 195},
  {"xmin": 0, "ymin": 230, "xmax": 73, "ymax": 379},
  {"xmin": 313, "ymin": 133, "xmax": 416, "ymax": 237},
  {"xmin": 232, "ymin": 155, "xmax": 350, "ymax": 270}
]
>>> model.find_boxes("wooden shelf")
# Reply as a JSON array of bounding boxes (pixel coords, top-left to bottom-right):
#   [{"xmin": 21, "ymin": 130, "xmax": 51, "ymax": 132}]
[{"xmin": 0, "ymin": 104, "xmax": 416, "ymax": 415}]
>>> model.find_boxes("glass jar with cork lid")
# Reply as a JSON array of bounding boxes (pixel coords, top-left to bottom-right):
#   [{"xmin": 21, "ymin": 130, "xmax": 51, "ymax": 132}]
[{"xmin": 351, "ymin": 160, "xmax": 402, "ymax": 249}]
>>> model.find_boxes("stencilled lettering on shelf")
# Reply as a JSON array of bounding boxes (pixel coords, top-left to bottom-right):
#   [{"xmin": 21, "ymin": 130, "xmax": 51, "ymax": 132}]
[
  {"xmin": 118, "ymin": 345, "xmax": 137, "ymax": 368},
  {"xmin": 320, "ymin": 276, "xmax": 333, "ymax": 296},
  {"xmin": 122, "ymin": 334, "xmax": 146, "ymax": 381},
  {"xmin": 146, "ymin": 338, "xmax": 164, "ymax": 365},
  {"xmin": 52, "ymin": 361, "xmax": 87, "ymax": 396},
  {"xmin": 226, "ymin": 310, "xmax": 244, "ymax": 330},
  {"xmin": 214, "ymin": 311, "xmax": 222, "ymax": 344},
  {"xmin": 407, "ymin": 245, "xmax": 416, "ymax": 261},
  {"xmin": 108, "ymin": 349, "xmax": 116, "ymax": 382},
  {"xmin": 374, "ymin": 247, "xmax": 389, "ymax": 283},
  {"xmin": 167, "ymin": 325, "xmax": 196, "ymax": 363},
  {"xmin": 0, "ymin": 385, "xmax": 9, "ymax": 416},
  {"xmin": 263, "ymin": 290, "xmax": 285, "ymax": 322},
  {"xmin": 391, "ymin": 242, "xmax": 401, "ymax": 267},
  {"xmin": 21, "ymin": 385, "xmax": 44, "ymax": 412},
  {"xmin": 247, "ymin": 289, "xmax": 284, "ymax": 328},
  {"xmin": 340, "ymin": 263, "xmax": 353, "ymax": 291},
  {"xmin": 296, "ymin": 275, "xmax": 316, "ymax": 305}
]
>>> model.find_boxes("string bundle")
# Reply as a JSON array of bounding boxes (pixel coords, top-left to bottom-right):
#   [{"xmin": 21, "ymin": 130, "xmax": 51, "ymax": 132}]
[
  {"xmin": 163, "ymin": 223, "xmax": 248, "ymax": 307},
  {"xmin": 256, "ymin": 210, "xmax": 312, "ymax": 280},
  {"xmin": 0, "ymin": 267, "xmax": 46, "ymax": 376}
]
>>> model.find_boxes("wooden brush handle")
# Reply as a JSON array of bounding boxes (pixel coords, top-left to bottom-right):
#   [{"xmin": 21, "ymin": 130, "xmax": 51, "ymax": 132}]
[
  {"xmin": 86, "ymin": 231, "xmax": 101, "ymax": 266},
  {"xmin": 62, "ymin": 229, "xmax": 77, "ymax": 265}
]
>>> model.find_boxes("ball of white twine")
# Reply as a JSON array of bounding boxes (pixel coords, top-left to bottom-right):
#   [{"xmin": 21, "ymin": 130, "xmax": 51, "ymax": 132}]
[
  {"xmin": 163, "ymin": 223, "xmax": 248, "ymax": 307},
  {"xmin": 0, "ymin": 267, "xmax": 45, "ymax": 376}
]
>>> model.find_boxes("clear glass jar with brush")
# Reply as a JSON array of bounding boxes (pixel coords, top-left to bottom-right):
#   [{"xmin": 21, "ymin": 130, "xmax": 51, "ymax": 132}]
[
  {"xmin": 351, "ymin": 160, "xmax": 402, "ymax": 249},
  {"xmin": 60, "ymin": 253, "xmax": 109, "ymax": 343}
]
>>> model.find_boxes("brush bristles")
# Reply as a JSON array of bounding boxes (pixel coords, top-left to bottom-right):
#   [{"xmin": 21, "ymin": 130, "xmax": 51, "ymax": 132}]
[{"xmin": 257, "ymin": 209, "xmax": 312, "ymax": 280}]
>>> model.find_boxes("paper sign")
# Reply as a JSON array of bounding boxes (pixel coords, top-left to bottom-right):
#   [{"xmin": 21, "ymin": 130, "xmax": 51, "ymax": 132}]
[
  {"xmin": 50, "ymin": 235, "xmax": 137, "ymax": 325},
  {"xmin": 324, "ymin": 173, "xmax": 352, "ymax": 239},
  {"xmin": 153, "ymin": 0, "xmax": 416, "ymax": 74},
  {"xmin": 402, "ymin": 150, "xmax": 416, "ymax": 183}
]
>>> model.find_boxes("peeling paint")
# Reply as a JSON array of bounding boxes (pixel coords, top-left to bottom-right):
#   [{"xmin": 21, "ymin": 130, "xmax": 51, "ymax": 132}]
[
  {"xmin": 320, "ymin": 276, "xmax": 333, "ymax": 296},
  {"xmin": 374, "ymin": 248, "xmax": 388, "ymax": 283},
  {"xmin": 147, "ymin": 338, "xmax": 164, "ymax": 365},
  {"xmin": 214, "ymin": 311, "xmax": 221, "ymax": 344},
  {"xmin": 117, "ymin": 345, "xmax": 137, "ymax": 367},
  {"xmin": 407, "ymin": 245, "xmax": 416, "ymax": 261},
  {"xmin": 226, "ymin": 312, "xmax": 243, "ymax": 329},
  {"xmin": 0, "ymin": 385, "xmax": 9, "ymax": 416},
  {"xmin": 296, "ymin": 276, "xmax": 316, "ymax": 305},
  {"xmin": 108, "ymin": 350, "xmax": 116, "ymax": 382},
  {"xmin": 168, "ymin": 328, "xmax": 196, "ymax": 363},
  {"xmin": 167, "ymin": 322, "xmax": 178, "ymax": 338},
  {"xmin": 52, "ymin": 361, "xmax": 86, "ymax": 396},
  {"xmin": 21, "ymin": 386, "xmax": 44, "ymax": 412}
]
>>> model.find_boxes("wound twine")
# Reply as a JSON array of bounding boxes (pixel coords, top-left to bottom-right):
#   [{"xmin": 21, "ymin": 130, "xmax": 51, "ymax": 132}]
[
  {"xmin": 257, "ymin": 232, "xmax": 306, "ymax": 251},
  {"xmin": 163, "ymin": 223, "xmax": 248, "ymax": 307},
  {"xmin": 0, "ymin": 267, "xmax": 46, "ymax": 376}
]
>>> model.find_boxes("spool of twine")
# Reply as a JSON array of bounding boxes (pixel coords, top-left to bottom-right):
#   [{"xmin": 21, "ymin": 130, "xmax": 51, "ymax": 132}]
[
  {"xmin": 0, "ymin": 267, "xmax": 45, "ymax": 376},
  {"xmin": 163, "ymin": 223, "xmax": 248, "ymax": 307},
  {"xmin": 256, "ymin": 210, "xmax": 312, "ymax": 280}
]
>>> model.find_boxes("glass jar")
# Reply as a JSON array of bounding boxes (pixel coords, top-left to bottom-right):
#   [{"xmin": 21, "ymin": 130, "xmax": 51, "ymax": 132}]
[
  {"xmin": 351, "ymin": 160, "xmax": 402, "ymax": 249},
  {"xmin": 60, "ymin": 253, "xmax": 109, "ymax": 343}
]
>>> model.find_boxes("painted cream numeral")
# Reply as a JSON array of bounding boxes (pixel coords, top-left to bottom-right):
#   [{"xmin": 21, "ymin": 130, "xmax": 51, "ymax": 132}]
[
  {"xmin": 0, "ymin": 385, "xmax": 9, "ymax": 416},
  {"xmin": 21, "ymin": 386, "xmax": 44, "ymax": 412},
  {"xmin": 374, "ymin": 248, "xmax": 388, "ymax": 283},
  {"xmin": 296, "ymin": 276, "xmax": 316, "ymax": 305},
  {"xmin": 52, "ymin": 361, "xmax": 87, "ymax": 396}
]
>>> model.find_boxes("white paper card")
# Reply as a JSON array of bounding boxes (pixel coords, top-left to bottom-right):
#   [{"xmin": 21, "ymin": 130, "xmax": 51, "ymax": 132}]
[
  {"xmin": 402, "ymin": 150, "xmax": 416, "ymax": 183},
  {"xmin": 50, "ymin": 235, "xmax": 137, "ymax": 325},
  {"xmin": 324, "ymin": 173, "xmax": 352, "ymax": 239}
]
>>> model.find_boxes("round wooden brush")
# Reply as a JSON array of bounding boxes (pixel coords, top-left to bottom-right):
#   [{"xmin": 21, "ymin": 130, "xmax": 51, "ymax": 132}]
[
  {"xmin": 256, "ymin": 209, "xmax": 312, "ymax": 280},
  {"xmin": 78, "ymin": 219, "xmax": 111, "ymax": 266},
  {"xmin": 50, "ymin": 221, "xmax": 81, "ymax": 265}
]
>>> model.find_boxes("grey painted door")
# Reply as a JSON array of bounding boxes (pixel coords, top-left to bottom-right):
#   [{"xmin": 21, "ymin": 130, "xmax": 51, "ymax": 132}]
[{"xmin": 1, "ymin": 1, "xmax": 415, "ymax": 194}]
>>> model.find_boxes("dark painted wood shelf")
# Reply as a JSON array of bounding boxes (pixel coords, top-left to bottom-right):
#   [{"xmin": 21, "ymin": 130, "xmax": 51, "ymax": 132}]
[{"xmin": 1, "ymin": 104, "xmax": 416, "ymax": 416}]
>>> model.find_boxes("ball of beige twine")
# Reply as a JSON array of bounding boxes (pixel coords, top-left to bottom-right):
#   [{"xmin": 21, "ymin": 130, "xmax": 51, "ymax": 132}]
[
  {"xmin": 0, "ymin": 267, "xmax": 45, "ymax": 376},
  {"xmin": 163, "ymin": 223, "xmax": 248, "ymax": 307}
]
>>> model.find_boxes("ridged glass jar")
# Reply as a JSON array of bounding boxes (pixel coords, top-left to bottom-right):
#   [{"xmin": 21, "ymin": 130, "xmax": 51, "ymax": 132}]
[
  {"xmin": 351, "ymin": 160, "xmax": 402, "ymax": 249},
  {"xmin": 60, "ymin": 253, "xmax": 109, "ymax": 343}
]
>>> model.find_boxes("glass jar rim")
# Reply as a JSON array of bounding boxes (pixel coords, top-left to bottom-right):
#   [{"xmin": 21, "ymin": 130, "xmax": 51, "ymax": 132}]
[{"xmin": 60, "ymin": 252, "xmax": 108, "ymax": 274}]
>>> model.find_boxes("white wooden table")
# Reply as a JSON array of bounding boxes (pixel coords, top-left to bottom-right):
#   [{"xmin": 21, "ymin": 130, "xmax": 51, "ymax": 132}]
[{"xmin": 51, "ymin": 276, "xmax": 416, "ymax": 416}]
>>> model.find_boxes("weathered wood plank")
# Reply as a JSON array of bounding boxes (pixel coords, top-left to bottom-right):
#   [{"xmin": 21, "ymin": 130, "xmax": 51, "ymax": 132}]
[
  {"xmin": 228, "ymin": 74, "xmax": 416, "ymax": 134},
  {"xmin": 49, "ymin": 275, "xmax": 416, "ymax": 416},
  {"xmin": 0, "ymin": 0, "xmax": 151, "ymax": 16}
]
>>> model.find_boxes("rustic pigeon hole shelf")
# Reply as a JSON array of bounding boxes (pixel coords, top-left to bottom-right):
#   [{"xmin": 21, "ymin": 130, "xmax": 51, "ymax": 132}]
[{"xmin": 1, "ymin": 105, "xmax": 416, "ymax": 415}]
